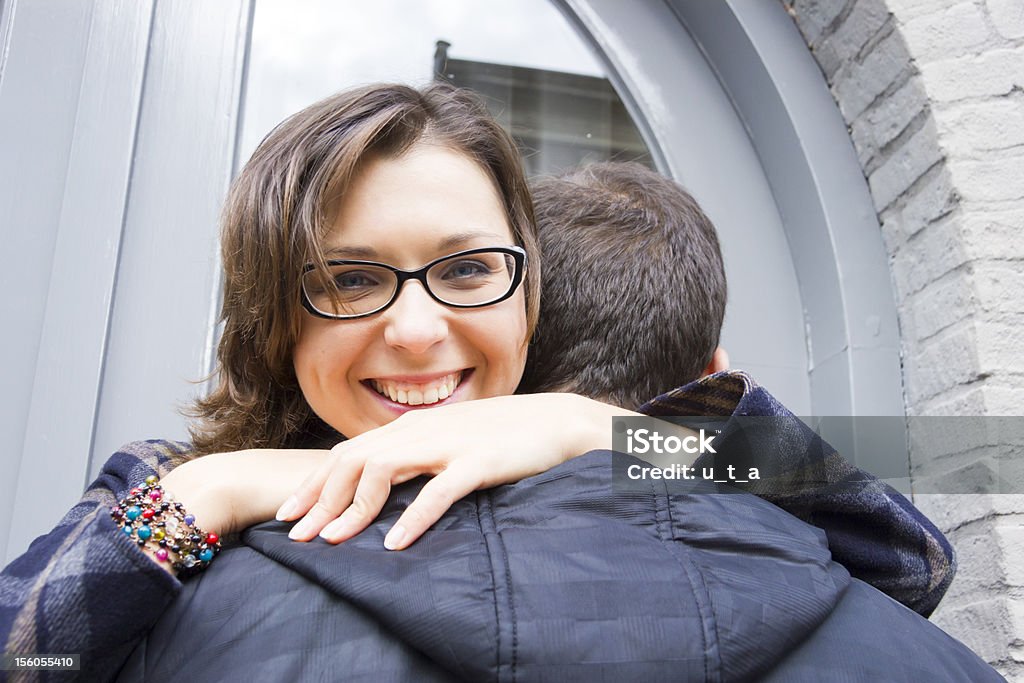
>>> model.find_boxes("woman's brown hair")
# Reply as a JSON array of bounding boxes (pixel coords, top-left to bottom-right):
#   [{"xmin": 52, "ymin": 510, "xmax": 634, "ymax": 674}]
[{"xmin": 188, "ymin": 82, "xmax": 540, "ymax": 454}]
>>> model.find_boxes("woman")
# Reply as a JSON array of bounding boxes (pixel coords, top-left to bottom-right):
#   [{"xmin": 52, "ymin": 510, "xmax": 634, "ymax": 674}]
[{"xmin": 0, "ymin": 82, "xmax": 633, "ymax": 680}]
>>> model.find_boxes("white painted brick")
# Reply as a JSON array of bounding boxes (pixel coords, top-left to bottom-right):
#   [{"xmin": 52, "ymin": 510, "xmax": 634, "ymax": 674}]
[
  {"xmin": 905, "ymin": 271, "xmax": 975, "ymax": 339},
  {"xmin": 886, "ymin": 0, "xmax": 965, "ymax": 20},
  {"xmin": 816, "ymin": 0, "xmax": 891, "ymax": 77},
  {"xmin": 913, "ymin": 381, "xmax": 1024, "ymax": 416},
  {"xmin": 1001, "ymin": 524, "xmax": 1024, "ymax": 586},
  {"xmin": 960, "ymin": 208, "xmax": 1024, "ymax": 260},
  {"xmin": 936, "ymin": 97, "xmax": 1024, "ymax": 156},
  {"xmin": 976, "ymin": 384, "xmax": 1024, "ymax": 413},
  {"xmin": 832, "ymin": 27, "xmax": 911, "ymax": 119},
  {"xmin": 913, "ymin": 494, "xmax": 1024, "ymax": 532},
  {"xmin": 940, "ymin": 527, "xmax": 1005, "ymax": 601},
  {"xmin": 911, "ymin": 384, "xmax": 989, "ymax": 415},
  {"xmin": 987, "ymin": 0, "xmax": 1024, "ymax": 40},
  {"xmin": 904, "ymin": 321, "xmax": 981, "ymax": 403},
  {"xmin": 899, "ymin": 163, "xmax": 957, "ymax": 237},
  {"xmin": 790, "ymin": 0, "xmax": 850, "ymax": 47},
  {"xmin": 898, "ymin": 1, "xmax": 993, "ymax": 63},
  {"xmin": 850, "ymin": 119, "xmax": 879, "ymax": 167},
  {"xmin": 868, "ymin": 117, "xmax": 944, "ymax": 210},
  {"xmin": 878, "ymin": 165, "xmax": 956, "ymax": 252},
  {"xmin": 850, "ymin": 74, "xmax": 928, "ymax": 162},
  {"xmin": 879, "ymin": 210, "xmax": 906, "ymax": 254},
  {"xmin": 974, "ymin": 262, "xmax": 1024, "ymax": 315},
  {"xmin": 930, "ymin": 596, "xmax": 1014, "ymax": 663},
  {"xmin": 919, "ymin": 45, "xmax": 1024, "ymax": 102},
  {"xmin": 891, "ymin": 215, "xmax": 969, "ymax": 298},
  {"xmin": 951, "ymin": 154, "xmax": 1024, "ymax": 202},
  {"xmin": 976, "ymin": 320, "xmax": 1024, "ymax": 374}
]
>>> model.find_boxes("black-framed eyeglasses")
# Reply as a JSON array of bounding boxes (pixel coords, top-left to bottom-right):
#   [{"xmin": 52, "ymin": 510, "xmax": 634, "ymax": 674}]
[{"xmin": 301, "ymin": 246, "xmax": 527, "ymax": 320}]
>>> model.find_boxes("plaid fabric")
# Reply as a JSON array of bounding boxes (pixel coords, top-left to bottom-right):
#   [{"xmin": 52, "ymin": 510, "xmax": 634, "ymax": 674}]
[
  {"xmin": 1, "ymin": 371, "xmax": 953, "ymax": 680},
  {"xmin": 638, "ymin": 370, "xmax": 955, "ymax": 617},
  {"xmin": 0, "ymin": 441, "xmax": 190, "ymax": 682}
]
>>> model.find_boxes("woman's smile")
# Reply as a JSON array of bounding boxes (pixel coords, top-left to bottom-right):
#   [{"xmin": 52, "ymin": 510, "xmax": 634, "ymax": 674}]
[{"xmin": 366, "ymin": 369, "xmax": 466, "ymax": 406}]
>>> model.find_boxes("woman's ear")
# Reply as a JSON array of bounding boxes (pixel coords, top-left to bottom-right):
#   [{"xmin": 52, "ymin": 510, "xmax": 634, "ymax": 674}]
[{"xmin": 700, "ymin": 347, "xmax": 730, "ymax": 378}]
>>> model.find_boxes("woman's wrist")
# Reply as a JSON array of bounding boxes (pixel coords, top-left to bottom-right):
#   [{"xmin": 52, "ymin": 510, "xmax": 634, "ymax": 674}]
[
  {"xmin": 565, "ymin": 394, "xmax": 643, "ymax": 457},
  {"xmin": 111, "ymin": 475, "xmax": 223, "ymax": 578}
]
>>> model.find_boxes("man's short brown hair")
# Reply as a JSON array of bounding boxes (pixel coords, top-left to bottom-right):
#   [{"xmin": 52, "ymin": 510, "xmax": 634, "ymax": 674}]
[{"xmin": 518, "ymin": 162, "xmax": 726, "ymax": 408}]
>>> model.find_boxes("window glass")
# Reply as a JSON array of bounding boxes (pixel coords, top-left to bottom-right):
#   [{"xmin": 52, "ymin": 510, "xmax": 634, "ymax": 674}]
[{"xmin": 241, "ymin": 0, "xmax": 653, "ymax": 174}]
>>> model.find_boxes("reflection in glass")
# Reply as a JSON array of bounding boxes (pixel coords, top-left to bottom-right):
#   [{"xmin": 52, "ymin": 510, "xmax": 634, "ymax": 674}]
[{"xmin": 242, "ymin": 0, "xmax": 653, "ymax": 175}]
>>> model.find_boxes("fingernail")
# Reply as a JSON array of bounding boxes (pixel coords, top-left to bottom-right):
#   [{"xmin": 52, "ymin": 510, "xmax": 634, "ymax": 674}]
[
  {"xmin": 319, "ymin": 517, "xmax": 349, "ymax": 541},
  {"xmin": 289, "ymin": 517, "xmax": 313, "ymax": 540},
  {"xmin": 384, "ymin": 524, "xmax": 408, "ymax": 551},
  {"xmin": 276, "ymin": 496, "xmax": 298, "ymax": 521}
]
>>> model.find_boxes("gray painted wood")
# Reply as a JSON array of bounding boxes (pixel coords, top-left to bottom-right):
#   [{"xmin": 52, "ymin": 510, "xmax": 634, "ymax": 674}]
[
  {"xmin": 2, "ymin": 0, "xmax": 251, "ymax": 563},
  {"xmin": 89, "ymin": 0, "xmax": 251, "ymax": 474},
  {"xmin": 7, "ymin": 0, "xmax": 153, "ymax": 565},
  {"xmin": 1, "ymin": 0, "xmax": 98, "ymax": 563},
  {"xmin": 672, "ymin": 0, "xmax": 903, "ymax": 420}
]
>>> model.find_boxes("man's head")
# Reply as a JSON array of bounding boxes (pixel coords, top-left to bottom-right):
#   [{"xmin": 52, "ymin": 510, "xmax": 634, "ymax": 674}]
[{"xmin": 518, "ymin": 161, "xmax": 727, "ymax": 408}]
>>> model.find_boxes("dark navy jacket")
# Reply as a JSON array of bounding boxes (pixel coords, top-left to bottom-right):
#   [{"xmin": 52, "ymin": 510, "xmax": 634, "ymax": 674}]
[{"xmin": 118, "ymin": 451, "xmax": 1002, "ymax": 682}]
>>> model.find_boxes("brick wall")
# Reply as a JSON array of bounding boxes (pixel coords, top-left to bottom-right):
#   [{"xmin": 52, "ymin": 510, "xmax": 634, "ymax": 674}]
[{"xmin": 783, "ymin": 0, "xmax": 1024, "ymax": 678}]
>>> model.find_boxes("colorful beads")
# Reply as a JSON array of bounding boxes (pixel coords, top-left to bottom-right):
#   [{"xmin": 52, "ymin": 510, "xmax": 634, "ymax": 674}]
[{"xmin": 111, "ymin": 475, "xmax": 221, "ymax": 579}]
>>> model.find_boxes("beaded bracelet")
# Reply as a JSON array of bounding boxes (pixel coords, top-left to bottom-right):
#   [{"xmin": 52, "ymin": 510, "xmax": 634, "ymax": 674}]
[{"xmin": 111, "ymin": 475, "xmax": 221, "ymax": 578}]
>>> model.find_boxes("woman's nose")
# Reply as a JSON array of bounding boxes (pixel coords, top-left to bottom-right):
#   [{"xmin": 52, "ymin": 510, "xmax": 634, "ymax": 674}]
[{"xmin": 382, "ymin": 281, "xmax": 449, "ymax": 353}]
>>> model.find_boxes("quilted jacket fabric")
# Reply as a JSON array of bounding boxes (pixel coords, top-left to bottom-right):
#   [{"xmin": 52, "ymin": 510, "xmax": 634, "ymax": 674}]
[{"xmin": 119, "ymin": 450, "xmax": 1001, "ymax": 682}]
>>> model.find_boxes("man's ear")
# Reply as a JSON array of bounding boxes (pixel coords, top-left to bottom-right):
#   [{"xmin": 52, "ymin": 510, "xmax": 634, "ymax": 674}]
[{"xmin": 700, "ymin": 347, "xmax": 730, "ymax": 378}]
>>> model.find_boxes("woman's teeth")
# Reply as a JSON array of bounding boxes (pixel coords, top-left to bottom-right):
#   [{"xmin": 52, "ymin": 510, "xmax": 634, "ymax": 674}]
[{"xmin": 371, "ymin": 372, "xmax": 462, "ymax": 406}]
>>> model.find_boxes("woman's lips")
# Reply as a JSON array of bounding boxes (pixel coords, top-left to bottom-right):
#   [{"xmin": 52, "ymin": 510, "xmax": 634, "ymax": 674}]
[{"xmin": 363, "ymin": 370, "xmax": 470, "ymax": 410}]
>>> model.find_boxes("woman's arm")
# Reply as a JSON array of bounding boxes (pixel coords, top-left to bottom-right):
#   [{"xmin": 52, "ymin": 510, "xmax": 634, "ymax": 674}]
[
  {"xmin": 0, "ymin": 441, "xmax": 187, "ymax": 681},
  {"xmin": 279, "ymin": 393, "xmax": 638, "ymax": 549},
  {"xmin": 1, "ymin": 442, "xmax": 329, "ymax": 681}
]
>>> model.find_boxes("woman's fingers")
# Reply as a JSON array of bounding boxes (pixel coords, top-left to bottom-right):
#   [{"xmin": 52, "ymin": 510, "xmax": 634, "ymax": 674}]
[
  {"xmin": 318, "ymin": 457, "xmax": 396, "ymax": 543},
  {"xmin": 276, "ymin": 456, "xmax": 336, "ymax": 521},
  {"xmin": 384, "ymin": 463, "xmax": 481, "ymax": 551},
  {"xmin": 287, "ymin": 450, "xmax": 366, "ymax": 540}
]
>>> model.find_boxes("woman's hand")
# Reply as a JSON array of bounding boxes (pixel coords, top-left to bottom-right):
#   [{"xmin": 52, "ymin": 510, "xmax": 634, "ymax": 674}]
[
  {"xmin": 277, "ymin": 393, "xmax": 640, "ymax": 549},
  {"xmin": 160, "ymin": 448, "xmax": 331, "ymax": 537}
]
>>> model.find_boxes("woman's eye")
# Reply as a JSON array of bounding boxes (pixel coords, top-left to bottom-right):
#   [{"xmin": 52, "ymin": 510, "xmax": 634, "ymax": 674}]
[
  {"xmin": 333, "ymin": 271, "xmax": 381, "ymax": 290},
  {"xmin": 441, "ymin": 260, "xmax": 491, "ymax": 280}
]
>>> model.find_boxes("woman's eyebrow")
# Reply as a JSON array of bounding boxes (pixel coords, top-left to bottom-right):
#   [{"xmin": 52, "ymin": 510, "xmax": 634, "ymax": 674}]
[
  {"xmin": 323, "ymin": 231, "xmax": 507, "ymax": 260},
  {"xmin": 323, "ymin": 245, "xmax": 379, "ymax": 259},
  {"xmin": 436, "ymin": 231, "xmax": 509, "ymax": 252}
]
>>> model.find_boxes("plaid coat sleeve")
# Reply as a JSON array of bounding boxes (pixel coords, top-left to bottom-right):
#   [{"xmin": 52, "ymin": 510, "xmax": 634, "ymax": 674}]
[
  {"xmin": 639, "ymin": 371, "xmax": 955, "ymax": 617},
  {"xmin": 1, "ymin": 441, "xmax": 192, "ymax": 682}
]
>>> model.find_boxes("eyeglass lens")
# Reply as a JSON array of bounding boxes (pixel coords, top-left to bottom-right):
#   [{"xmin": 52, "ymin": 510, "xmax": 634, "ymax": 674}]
[{"xmin": 303, "ymin": 250, "xmax": 517, "ymax": 317}]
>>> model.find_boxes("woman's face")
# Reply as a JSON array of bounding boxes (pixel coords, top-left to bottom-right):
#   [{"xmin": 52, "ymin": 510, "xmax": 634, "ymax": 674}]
[{"xmin": 293, "ymin": 142, "xmax": 529, "ymax": 438}]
